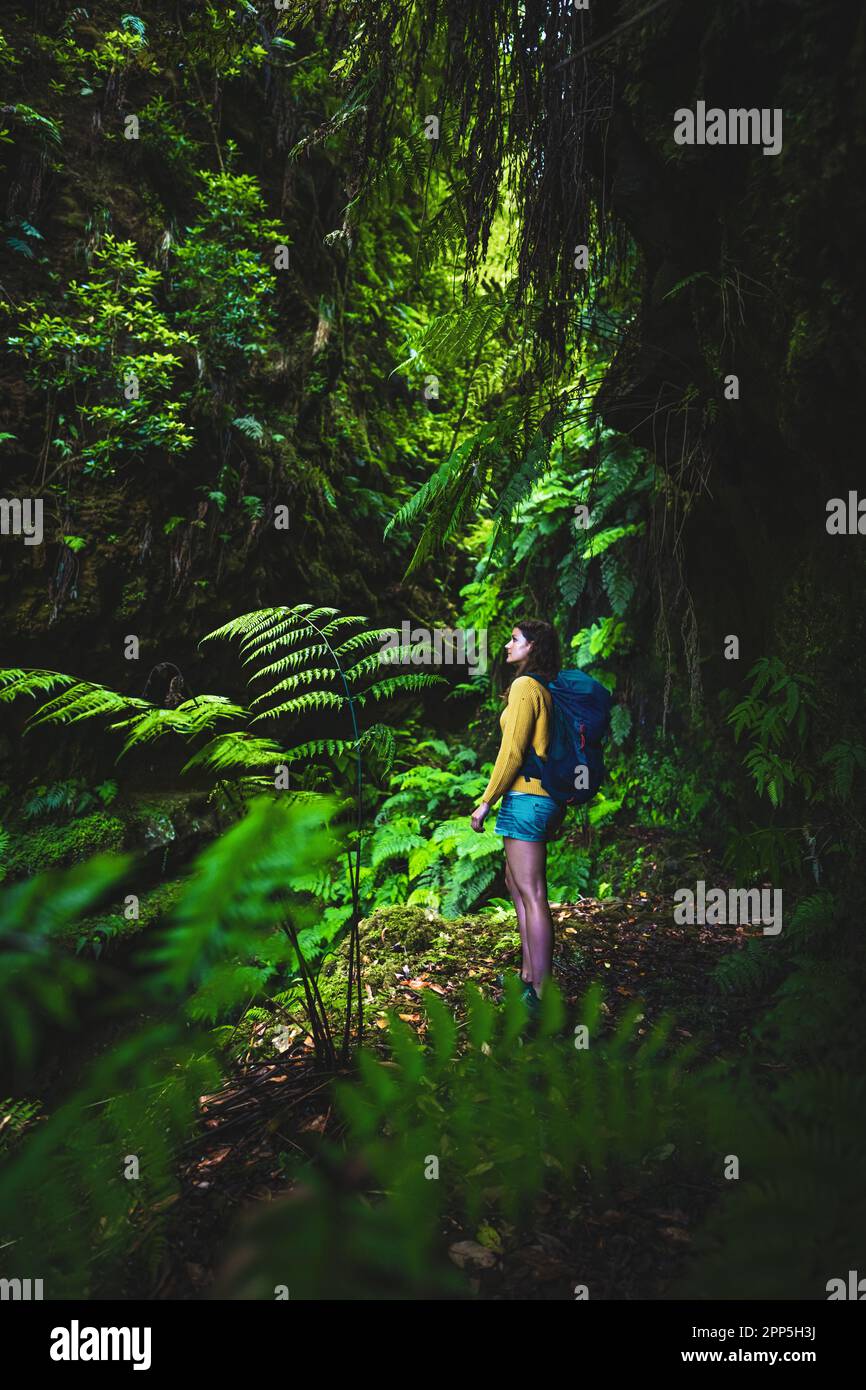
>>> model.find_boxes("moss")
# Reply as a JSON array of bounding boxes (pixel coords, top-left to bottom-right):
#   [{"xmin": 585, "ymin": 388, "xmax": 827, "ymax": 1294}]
[
  {"xmin": 66, "ymin": 876, "xmax": 186, "ymax": 950},
  {"xmin": 290, "ymin": 903, "xmax": 521, "ymax": 1038},
  {"xmin": 7, "ymin": 812, "xmax": 126, "ymax": 877}
]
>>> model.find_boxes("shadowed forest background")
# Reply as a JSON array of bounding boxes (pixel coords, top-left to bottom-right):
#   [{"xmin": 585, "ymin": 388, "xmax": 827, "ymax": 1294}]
[{"xmin": 0, "ymin": 0, "xmax": 864, "ymax": 1301}]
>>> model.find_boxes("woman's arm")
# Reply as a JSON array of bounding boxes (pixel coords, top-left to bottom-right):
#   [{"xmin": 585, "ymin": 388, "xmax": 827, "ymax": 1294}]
[{"xmin": 479, "ymin": 678, "xmax": 540, "ymax": 807}]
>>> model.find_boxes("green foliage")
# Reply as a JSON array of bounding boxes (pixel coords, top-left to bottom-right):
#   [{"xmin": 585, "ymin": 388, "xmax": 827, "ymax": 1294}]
[
  {"xmin": 0, "ymin": 1098, "xmax": 41, "ymax": 1155},
  {"xmin": 0, "ymin": 102, "xmax": 62, "ymax": 149},
  {"xmin": 0, "ymin": 606, "xmax": 442, "ymax": 807},
  {"xmin": 0, "ymin": 795, "xmax": 343, "ymax": 1294},
  {"xmin": 218, "ymin": 980, "xmax": 707, "ymax": 1298},
  {"xmin": 546, "ymin": 839, "xmax": 592, "ymax": 900},
  {"xmin": 571, "ymin": 616, "xmax": 630, "ymax": 668},
  {"xmin": 607, "ymin": 733, "xmax": 723, "ymax": 828},
  {"xmin": 22, "ymin": 777, "xmax": 117, "ymax": 820},
  {"xmin": 608, "ymin": 703, "xmax": 632, "ymax": 744},
  {"xmin": 366, "ymin": 741, "xmax": 496, "ymax": 917},
  {"xmin": 727, "ymin": 656, "xmax": 818, "ymax": 807},
  {"xmin": 3, "ymin": 234, "xmax": 196, "ymax": 477},
  {"xmin": 200, "ymin": 603, "xmax": 444, "ymax": 728},
  {"xmin": 722, "ymin": 654, "xmax": 860, "ymax": 881},
  {"xmin": 820, "ymin": 740, "xmax": 866, "ymax": 801},
  {"xmin": 723, "ymin": 825, "xmax": 803, "ymax": 885},
  {"xmin": 170, "ymin": 170, "xmax": 287, "ymax": 377},
  {"xmin": 0, "ymin": 852, "xmax": 131, "ymax": 1074},
  {"xmin": 5, "ymin": 812, "xmax": 126, "ymax": 878},
  {"xmin": 693, "ymin": 886, "xmax": 866, "ymax": 1296}
]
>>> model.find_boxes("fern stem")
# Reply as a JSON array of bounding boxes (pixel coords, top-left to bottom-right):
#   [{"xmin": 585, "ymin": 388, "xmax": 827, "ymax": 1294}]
[{"xmin": 294, "ymin": 613, "xmax": 365, "ymax": 1063}]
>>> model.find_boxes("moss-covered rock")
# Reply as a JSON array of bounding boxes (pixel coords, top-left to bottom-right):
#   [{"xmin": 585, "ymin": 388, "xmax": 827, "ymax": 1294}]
[
  {"xmin": 67, "ymin": 876, "xmax": 186, "ymax": 952},
  {"xmin": 290, "ymin": 903, "xmax": 521, "ymax": 1041},
  {"xmin": 6, "ymin": 812, "xmax": 125, "ymax": 877}
]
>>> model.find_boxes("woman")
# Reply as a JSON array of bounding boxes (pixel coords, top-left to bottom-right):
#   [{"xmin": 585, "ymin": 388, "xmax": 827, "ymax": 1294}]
[{"xmin": 470, "ymin": 618, "xmax": 564, "ymax": 1008}]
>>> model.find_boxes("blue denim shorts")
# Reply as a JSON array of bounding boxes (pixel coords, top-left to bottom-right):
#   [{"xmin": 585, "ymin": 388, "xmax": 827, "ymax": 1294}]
[{"xmin": 494, "ymin": 791, "xmax": 564, "ymax": 842}]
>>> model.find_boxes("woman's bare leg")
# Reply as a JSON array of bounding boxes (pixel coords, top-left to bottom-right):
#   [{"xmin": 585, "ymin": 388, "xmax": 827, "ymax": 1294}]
[
  {"xmin": 503, "ymin": 837, "xmax": 554, "ymax": 995},
  {"xmin": 504, "ymin": 861, "xmax": 533, "ymax": 982}
]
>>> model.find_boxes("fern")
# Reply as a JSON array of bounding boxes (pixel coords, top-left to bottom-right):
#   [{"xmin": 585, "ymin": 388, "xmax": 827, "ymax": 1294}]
[
  {"xmin": 179, "ymin": 732, "xmax": 284, "ymax": 775},
  {"xmin": 0, "ymin": 606, "xmax": 442, "ymax": 796},
  {"xmin": 820, "ymin": 741, "xmax": 866, "ymax": 801},
  {"xmin": 0, "ymin": 669, "xmax": 78, "ymax": 703},
  {"xmin": 442, "ymin": 858, "xmax": 497, "ymax": 916},
  {"xmin": 6, "ymin": 103, "xmax": 63, "ymax": 148},
  {"xmin": 582, "ymin": 521, "xmax": 644, "ymax": 561},
  {"xmin": 371, "ymin": 819, "xmax": 426, "ymax": 869},
  {"xmin": 216, "ymin": 981, "xmax": 709, "ymax": 1298},
  {"xmin": 0, "ymin": 796, "xmax": 342, "ymax": 1294},
  {"xmin": 601, "ymin": 550, "xmax": 635, "ymax": 616}
]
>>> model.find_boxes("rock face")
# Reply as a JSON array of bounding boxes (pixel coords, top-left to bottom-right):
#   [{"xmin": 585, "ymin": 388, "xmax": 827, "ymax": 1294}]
[{"xmin": 590, "ymin": 1, "xmax": 865, "ymax": 711}]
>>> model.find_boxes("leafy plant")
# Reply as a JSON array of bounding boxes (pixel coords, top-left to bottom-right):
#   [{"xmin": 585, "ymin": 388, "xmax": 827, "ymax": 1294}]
[
  {"xmin": 217, "ymin": 979, "xmax": 708, "ymax": 1299},
  {"xmin": 0, "ymin": 795, "xmax": 344, "ymax": 1293}
]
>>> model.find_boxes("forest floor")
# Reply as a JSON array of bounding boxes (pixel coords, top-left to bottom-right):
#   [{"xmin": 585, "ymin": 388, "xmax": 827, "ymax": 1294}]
[{"xmin": 141, "ymin": 827, "xmax": 762, "ymax": 1301}]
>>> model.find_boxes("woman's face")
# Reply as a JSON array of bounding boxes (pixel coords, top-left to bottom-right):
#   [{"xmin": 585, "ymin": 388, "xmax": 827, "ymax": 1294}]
[{"xmin": 505, "ymin": 627, "xmax": 533, "ymax": 664}]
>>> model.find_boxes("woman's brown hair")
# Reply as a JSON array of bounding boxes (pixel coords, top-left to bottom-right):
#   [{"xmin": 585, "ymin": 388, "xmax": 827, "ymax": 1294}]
[{"xmin": 501, "ymin": 617, "xmax": 560, "ymax": 699}]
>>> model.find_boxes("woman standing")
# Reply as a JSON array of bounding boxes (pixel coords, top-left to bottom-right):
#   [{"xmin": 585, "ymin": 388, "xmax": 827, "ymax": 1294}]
[{"xmin": 470, "ymin": 619, "xmax": 564, "ymax": 1008}]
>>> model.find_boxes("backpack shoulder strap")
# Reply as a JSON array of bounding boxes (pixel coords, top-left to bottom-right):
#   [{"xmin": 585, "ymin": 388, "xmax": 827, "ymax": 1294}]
[{"xmin": 520, "ymin": 671, "xmax": 552, "ymax": 695}]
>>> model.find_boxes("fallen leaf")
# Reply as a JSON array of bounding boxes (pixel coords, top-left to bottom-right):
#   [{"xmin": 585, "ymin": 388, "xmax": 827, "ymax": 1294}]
[{"xmin": 298, "ymin": 1113, "xmax": 328, "ymax": 1135}]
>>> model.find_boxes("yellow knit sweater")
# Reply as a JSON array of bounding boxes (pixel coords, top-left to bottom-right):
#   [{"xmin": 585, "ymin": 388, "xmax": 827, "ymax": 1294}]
[{"xmin": 481, "ymin": 675, "xmax": 552, "ymax": 805}]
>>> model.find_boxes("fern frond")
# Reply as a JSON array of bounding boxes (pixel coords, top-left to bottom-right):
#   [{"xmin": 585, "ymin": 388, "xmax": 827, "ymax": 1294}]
[
  {"xmin": 820, "ymin": 741, "xmax": 866, "ymax": 800},
  {"xmin": 359, "ymin": 724, "xmax": 397, "ymax": 773},
  {"xmin": 371, "ymin": 821, "xmax": 426, "ymax": 868},
  {"xmin": 248, "ymin": 668, "xmax": 338, "ymax": 707},
  {"xmin": 250, "ymin": 691, "xmax": 346, "ymax": 723},
  {"xmin": 384, "ymin": 427, "xmax": 491, "ymax": 540},
  {"xmin": 489, "ymin": 404, "xmax": 563, "ymax": 528},
  {"xmin": 319, "ymin": 615, "xmax": 368, "ymax": 637},
  {"xmin": 334, "ymin": 629, "xmax": 399, "ymax": 658},
  {"xmin": 601, "ymin": 551, "xmax": 635, "ymax": 616},
  {"xmin": 283, "ymin": 737, "xmax": 359, "ymax": 762},
  {"xmin": 557, "ymin": 549, "xmax": 587, "ymax": 607},
  {"xmin": 180, "ymin": 733, "xmax": 285, "ymax": 774},
  {"xmin": 250, "ymin": 645, "xmax": 333, "ymax": 681},
  {"xmin": 0, "ymin": 669, "xmax": 78, "ymax": 704},
  {"xmin": 200, "ymin": 606, "xmax": 288, "ymax": 647},
  {"xmin": 26, "ymin": 683, "xmax": 148, "ymax": 729},
  {"xmin": 356, "ymin": 674, "xmax": 444, "ymax": 704},
  {"xmin": 582, "ymin": 522, "xmax": 644, "ymax": 561},
  {"xmin": 110, "ymin": 697, "xmax": 247, "ymax": 757},
  {"xmin": 442, "ymin": 860, "xmax": 496, "ymax": 916}
]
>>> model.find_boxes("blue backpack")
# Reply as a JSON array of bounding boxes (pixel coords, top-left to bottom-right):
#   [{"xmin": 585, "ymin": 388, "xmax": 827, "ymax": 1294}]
[{"xmin": 518, "ymin": 669, "xmax": 613, "ymax": 807}]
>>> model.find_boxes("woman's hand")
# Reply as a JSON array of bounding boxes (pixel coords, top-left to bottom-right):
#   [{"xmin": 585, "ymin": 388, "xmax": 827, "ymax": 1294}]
[{"xmin": 470, "ymin": 801, "xmax": 490, "ymax": 832}]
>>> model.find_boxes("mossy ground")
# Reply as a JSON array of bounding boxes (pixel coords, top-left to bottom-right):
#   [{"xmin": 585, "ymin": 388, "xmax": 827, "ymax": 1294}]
[
  {"xmin": 239, "ymin": 830, "xmax": 758, "ymax": 1068},
  {"xmin": 4, "ymin": 812, "xmax": 126, "ymax": 877}
]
